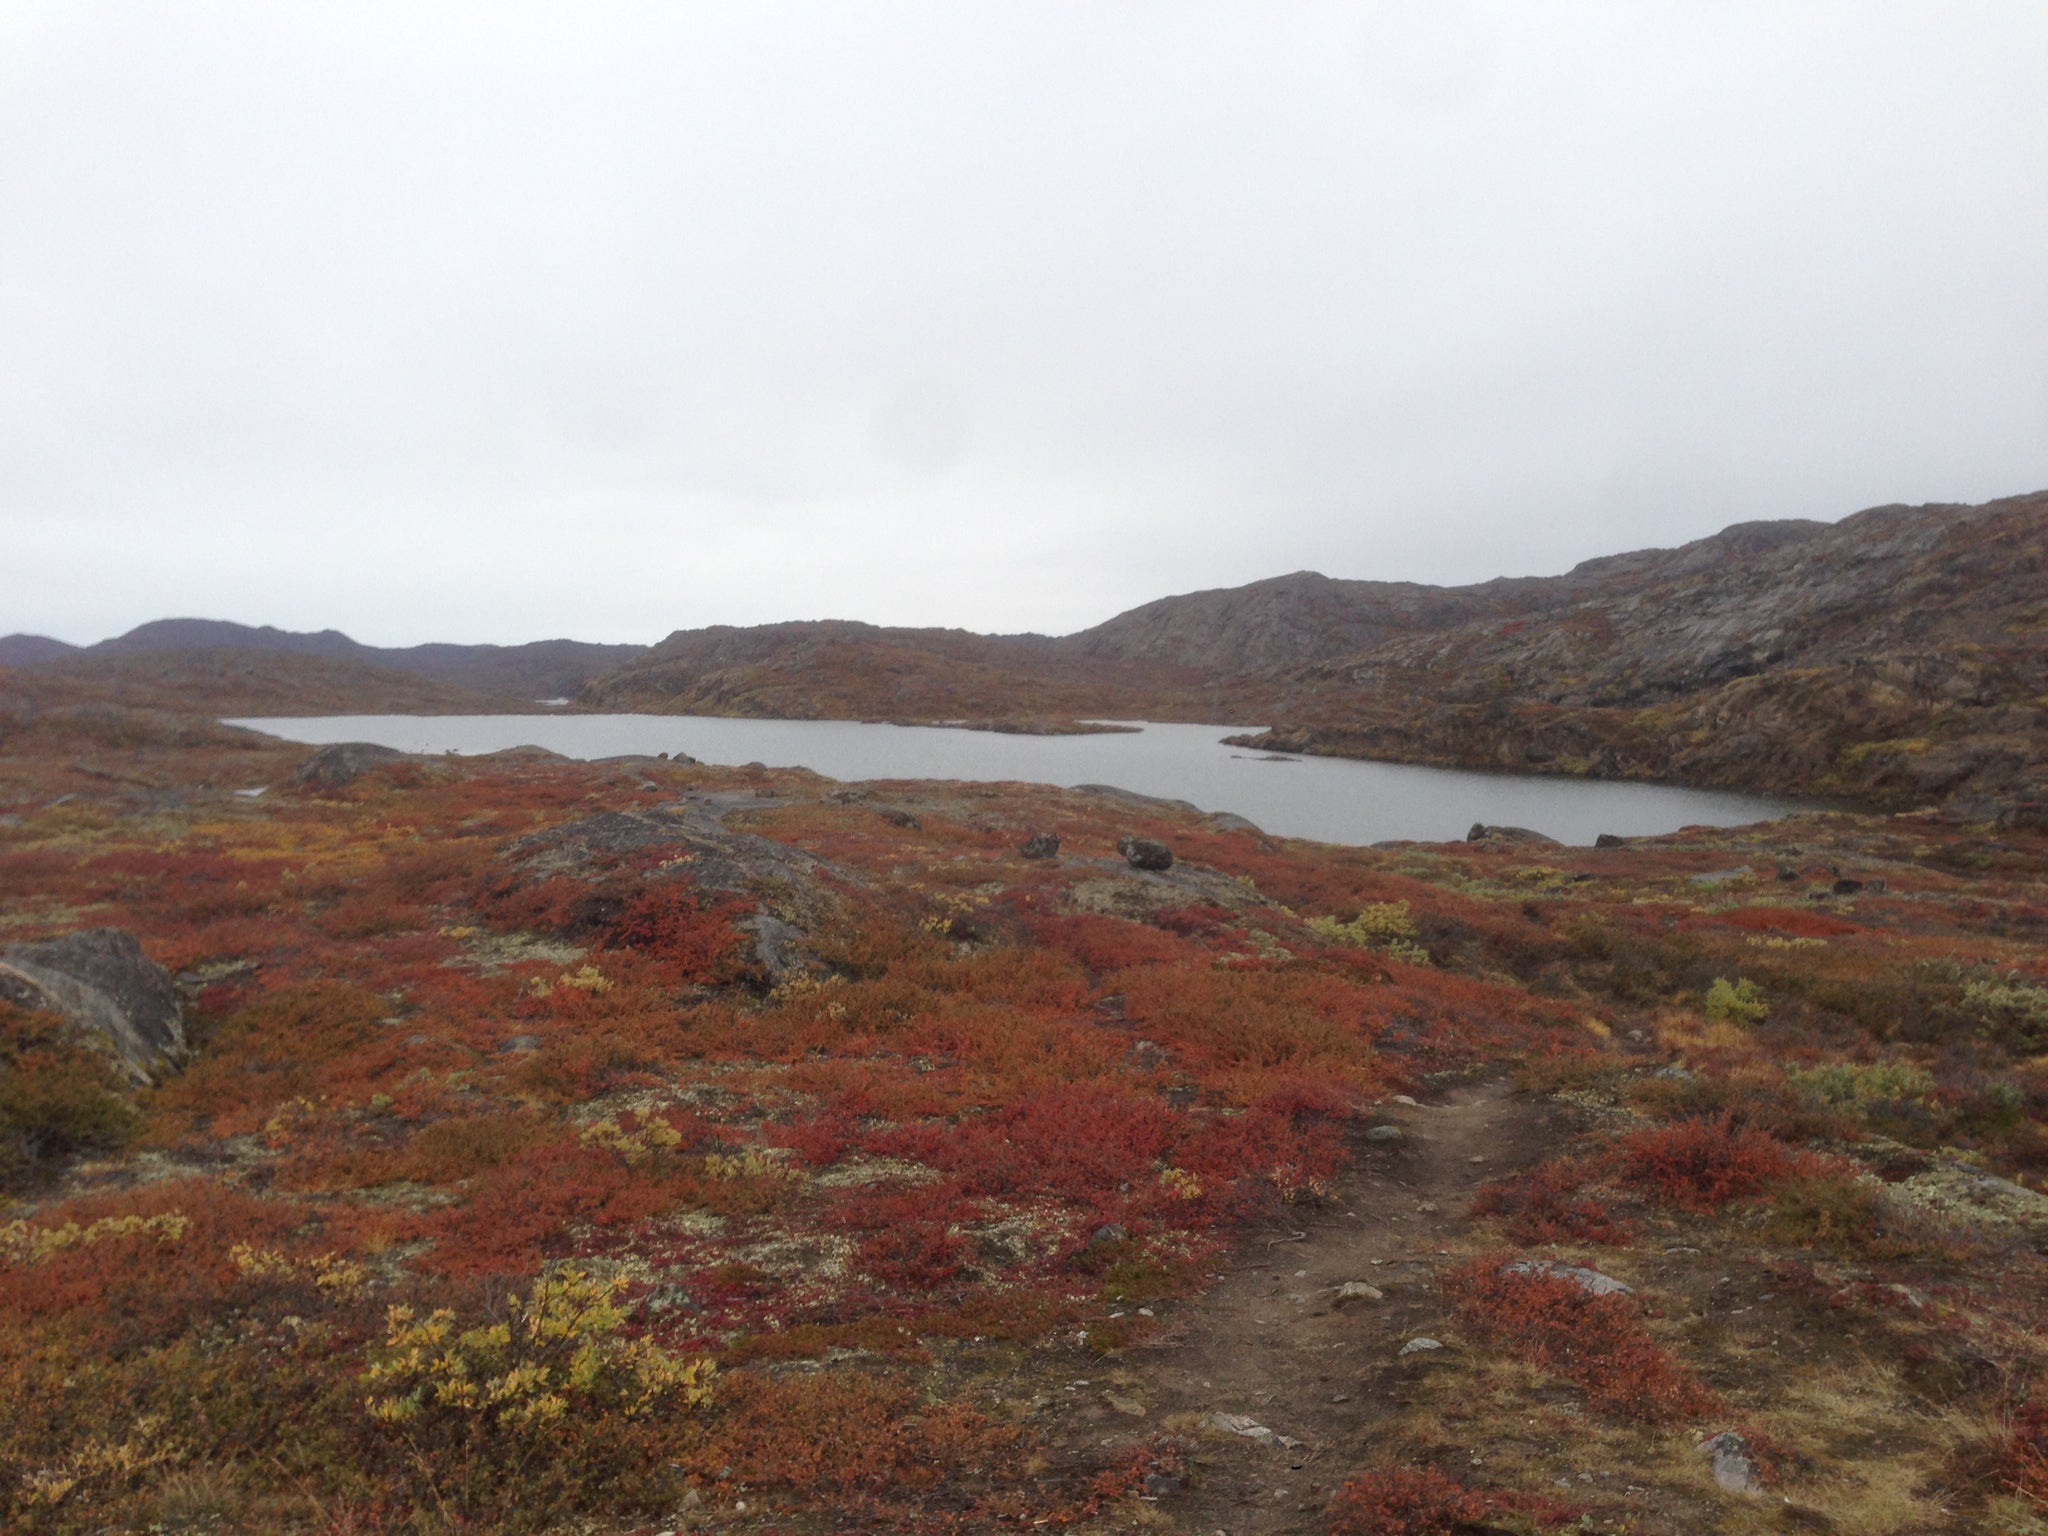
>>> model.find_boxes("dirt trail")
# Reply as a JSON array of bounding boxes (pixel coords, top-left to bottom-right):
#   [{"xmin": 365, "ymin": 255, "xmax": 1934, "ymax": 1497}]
[{"xmin": 1105, "ymin": 1079, "xmax": 1563, "ymax": 1532}]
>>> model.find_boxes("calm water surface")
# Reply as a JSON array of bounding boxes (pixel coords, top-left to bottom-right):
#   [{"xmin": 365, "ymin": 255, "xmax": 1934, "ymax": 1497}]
[{"xmin": 229, "ymin": 714, "xmax": 1794, "ymax": 848}]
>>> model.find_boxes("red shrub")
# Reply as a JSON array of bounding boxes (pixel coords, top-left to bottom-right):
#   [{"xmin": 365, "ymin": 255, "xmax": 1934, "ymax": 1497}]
[
  {"xmin": 603, "ymin": 882, "xmax": 749, "ymax": 983},
  {"xmin": 1615, "ymin": 1114, "xmax": 1796, "ymax": 1212},
  {"xmin": 1254, "ymin": 1078, "xmax": 1356, "ymax": 1119},
  {"xmin": 1472, "ymin": 1158, "xmax": 1635, "ymax": 1246},
  {"xmin": 472, "ymin": 872, "xmax": 602, "ymax": 936},
  {"xmin": 0, "ymin": 1180, "xmax": 304, "ymax": 1349},
  {"xmin": 697, "ymin": 1370, "xmax": 1022, "ymax": 1495},
  {"xmin": 409, "ymin": 1140, "xmax": 683, "ymax": 1278},
  {"xmin": 1175, "ymin": 1104, "xmax": 1346, "ymax": 1211},
  {"xmin": 890, "ymin": 1084, "xmax": 1174, "ymax": 1200},
  {"xmin": 827, "ymin": 1179, "xmax": 974, "ymax": 1233},
  {"xmin": 1441, "ymin": 1255, "xmax": 1717, "ymax": 1423},
  {"xmin": 1025, "ymin": 912, "xmax": 1198, "ymax": 973},
  {"xmin": 1326, "ymin": 1466, "xmax": 1571, "ymax": 1535},
  {"xmin": 857, "ymin": 1224, "xmax": 971, "ymax": 1290},
  {"xmin": 764, "ymin": 1109, "xmax": 860, "ymax": 1166},
  {"xmin": 1702, "ymin": 906, "xmax": 1861, "ymax": 938},
  {"xmin": 1152, "ymin": 902, "xmax": 1236, "ymax": 939}
]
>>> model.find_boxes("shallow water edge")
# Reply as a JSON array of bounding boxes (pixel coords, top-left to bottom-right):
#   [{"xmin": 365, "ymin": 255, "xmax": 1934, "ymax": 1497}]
[{"xmin": 228, "ymin": 714, "xmax": 1797, "ymax": 849}]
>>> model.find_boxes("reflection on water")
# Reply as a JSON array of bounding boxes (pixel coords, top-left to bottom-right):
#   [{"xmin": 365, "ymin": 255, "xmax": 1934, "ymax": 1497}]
[{"xmin": 228, "ymin": 714, "xmax": 1794, "ymax": 848}]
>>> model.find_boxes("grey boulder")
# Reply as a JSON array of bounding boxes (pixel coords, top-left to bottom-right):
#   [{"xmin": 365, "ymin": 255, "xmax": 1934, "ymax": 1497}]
[
  {"xmin": 292, "ymin": 741, "xmax": 410, "ymax": 790},
  {"xmin": 1466, "ymin": 823, "xmax": 1562, "ymax": 846},
  {"xmin": 1117, "ymin": 836, "xmax": 1174, "ymax": 871},
  {"xmin": 0, "ymin": 928, "xmax": 186, "ymax": 1082},
  {"xmin": 1700, "ymin": 1430, "xmax": 1763, "ymax": 1494}
]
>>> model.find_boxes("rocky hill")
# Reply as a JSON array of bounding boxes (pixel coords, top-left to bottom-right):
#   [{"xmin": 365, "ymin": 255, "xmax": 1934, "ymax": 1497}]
[
  {"xmin": 576, "ymin": 619, "xmax": 1205, "ymax": 722},
  {"xmin": 1223, "ymin": 491, "xmax": 2048, "ymax": 810},
  {"xmin": 0, "ymin": 648, "xmax": 508, "ymax": 721},
  {"xmin": 6, "ymin": 489, "xmax": 2042, "ymax": 808},
  {"xmin": 1062, "ymin": 569, "xmax": 1506, "ymax": 674},
  {"xmin": 0, "ymin": 619, "xmax": 641, "ymax": 703}
]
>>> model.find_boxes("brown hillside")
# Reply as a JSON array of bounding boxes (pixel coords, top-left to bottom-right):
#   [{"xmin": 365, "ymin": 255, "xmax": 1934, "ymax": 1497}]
[
  {"xmin": 1228, "ymin": 491, "xmax": 2048, "ymax": 808},
  {"xmin": 1, "ymin": 648, "xmax": 513, "ymax": 719},
  {"xmin": 577, "ymin": 619, "xmax": 1209, "ymax": 723}
]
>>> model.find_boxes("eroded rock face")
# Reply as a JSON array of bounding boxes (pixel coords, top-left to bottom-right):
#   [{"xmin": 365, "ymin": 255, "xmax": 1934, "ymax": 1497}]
[{"xmin": 0, "ymin": 929, "xmax": 185, "ymax": 1082}]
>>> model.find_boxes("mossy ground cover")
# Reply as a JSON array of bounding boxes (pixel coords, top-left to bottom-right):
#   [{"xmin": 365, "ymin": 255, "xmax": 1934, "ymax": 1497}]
[{"xmin": 0, "ymin": 728, "xmax": 2043, "ymax": 1533}]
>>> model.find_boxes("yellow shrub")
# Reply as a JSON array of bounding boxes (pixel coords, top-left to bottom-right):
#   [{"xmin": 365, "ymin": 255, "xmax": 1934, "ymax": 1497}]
[
  {"xmin": 1308, "ymin": 902, "xmax": 1430, "ymax": 965},
  {"xmin": 228, "ymin": 1242, "xmax": 369, "ymax": 1295},
  {"xmin": 1158, "ymin": 1166, "xmax": 1202, "ymax": 1200},
  {"xmin": 578, "ymin": 1115, "xmax": 683, "ymax": 1165},
  {"xmin": 703, "ymin": 1148, "xmax": 805, "ymax": 1184},
  {"xmin": 363, "ymin": 1268, "xmax": 713, "ymax": 1432},
  {"xmin": 0, "ymin": 1212, "xmax": 188, "ymax": 1266}
]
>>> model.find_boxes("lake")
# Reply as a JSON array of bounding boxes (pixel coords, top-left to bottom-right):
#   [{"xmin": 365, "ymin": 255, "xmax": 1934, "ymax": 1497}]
[{"xmin": 228, "ymin": 714, "xmax": 1795, "ymax": 848}]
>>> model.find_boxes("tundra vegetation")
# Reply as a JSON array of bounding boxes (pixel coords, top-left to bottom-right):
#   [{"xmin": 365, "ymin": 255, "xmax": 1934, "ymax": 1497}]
[{"xmin": 0, "ymin": 709, "xmax": 2043, "ymax": 1534}]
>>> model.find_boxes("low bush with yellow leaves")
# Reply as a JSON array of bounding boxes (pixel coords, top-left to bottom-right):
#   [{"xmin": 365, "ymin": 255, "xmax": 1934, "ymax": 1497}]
[
  {"xmin": 361, "ymin": 1268, "xmax": 714, "ymax": 1522},
  {"xmin": 1309, "ymin": 902, "xmax": 1431, "ymax": 965}
]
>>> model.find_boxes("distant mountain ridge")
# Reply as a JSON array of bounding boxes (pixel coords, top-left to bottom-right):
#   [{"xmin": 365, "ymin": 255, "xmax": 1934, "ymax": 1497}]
[
  {"xmin": 0, "ymin": 621, "xmax": 642, "ymax": 705},
  {"xmin": 4, "ymin": 489, "xmax": 2042, "ymax": 807}
]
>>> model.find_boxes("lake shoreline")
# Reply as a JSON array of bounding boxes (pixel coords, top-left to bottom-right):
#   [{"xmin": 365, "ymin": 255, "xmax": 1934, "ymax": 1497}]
[{"xmin": 225, "ymin": 713, "xmax": 1797, "ymax": 848}]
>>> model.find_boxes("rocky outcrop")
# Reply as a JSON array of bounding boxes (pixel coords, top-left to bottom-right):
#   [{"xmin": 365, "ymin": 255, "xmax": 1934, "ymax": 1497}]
[
  {"xmin": 1466, "ymin": 824, "xmax": 1561, "ymax": 846},
  {"xmin": 500, "ymin": 800, "xmax": 854, "ymax": 985},
  {"xmin": 292, "ymin": 741, "xmax": 413, "ymax": 790},
  {"xmin": 1222, "ymin": 492, "xmax": 2048, "ymax": 809},
  {"xmin": 0, "ymin": 929, "xmax": 186, "ymax": 1082}
]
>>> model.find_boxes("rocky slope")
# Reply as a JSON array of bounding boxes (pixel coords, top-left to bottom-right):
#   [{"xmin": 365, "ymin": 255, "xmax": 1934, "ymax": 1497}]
[
  {"xmin": 0, "ymin": 648, "xmax": 510, "ymax": 721},
  {"xmin": 1225, "ymin": 491, "xmax": 2048, "ymax": 809},
  {"xmin": 576, "ymin": 618, "xmax": 1205, "ymax": 722}
]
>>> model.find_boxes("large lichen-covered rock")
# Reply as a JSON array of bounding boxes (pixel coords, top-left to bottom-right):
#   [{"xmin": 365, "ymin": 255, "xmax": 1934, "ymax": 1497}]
[
  {"xmin": 1887, "ymin": 1161, "xmax": 2048, "ymax": 1239},
  {"xmin": 501, "ymin": 800, "xmax": 851, "ymax": 985},
  {"xmin": 0, "ymin": 929, "xmax": 186, "ymax": 1082},
  {"xmin": 291, "ymin": 741, "xmax": 412, "ymax": 790}
]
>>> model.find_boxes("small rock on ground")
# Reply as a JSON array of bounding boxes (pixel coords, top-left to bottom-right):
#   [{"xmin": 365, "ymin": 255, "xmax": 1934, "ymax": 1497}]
[
  {"xmin": 1206, "ymin": 1412, "xmax": 1300, "ymax": 1449},
  {"xmin": 1700, "ymin": 1430, "xmax": 1763, "ymax": 1494},
  {"xmin": 1503, "ymin": 1259, "xmax": 1634, "ymax": 1296}
]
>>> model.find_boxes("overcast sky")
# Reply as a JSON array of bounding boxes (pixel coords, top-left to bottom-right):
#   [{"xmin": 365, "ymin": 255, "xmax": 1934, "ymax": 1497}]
[{"xmin": 3, "ymin": 2, "xmax": 2044, "ymax": 646}]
